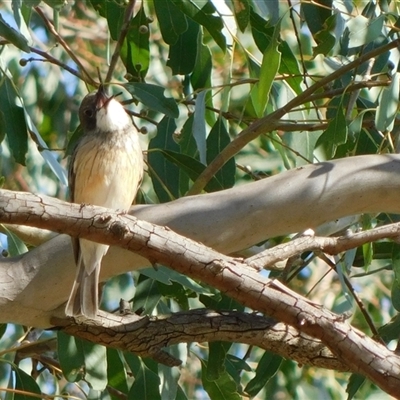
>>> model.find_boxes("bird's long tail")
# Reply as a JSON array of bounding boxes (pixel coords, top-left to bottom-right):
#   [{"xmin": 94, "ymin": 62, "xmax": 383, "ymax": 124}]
[{"xmin": 65, "ymin": 257, "xmax": 100, "ymax": 318}]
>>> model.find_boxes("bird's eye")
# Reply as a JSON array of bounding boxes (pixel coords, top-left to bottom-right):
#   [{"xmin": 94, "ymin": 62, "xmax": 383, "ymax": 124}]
[{"xmin": 84, "ymin": 109, "xmax": 94, "ymax": 117}]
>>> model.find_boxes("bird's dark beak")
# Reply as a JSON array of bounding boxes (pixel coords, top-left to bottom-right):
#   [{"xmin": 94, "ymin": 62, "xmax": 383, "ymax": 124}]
[{"xmin": 95, "ymin": 85, "xmax": 110, "ymax": 109}]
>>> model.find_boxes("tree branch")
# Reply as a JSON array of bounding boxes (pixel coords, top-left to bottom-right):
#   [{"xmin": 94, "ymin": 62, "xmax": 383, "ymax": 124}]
[
  {"xmin": 51, "ymin": 310, "xmax": 348, "ymax": 372},
  {"xmin": 1, "ymin": 168, "xmax": 400, "ymax": 394}
]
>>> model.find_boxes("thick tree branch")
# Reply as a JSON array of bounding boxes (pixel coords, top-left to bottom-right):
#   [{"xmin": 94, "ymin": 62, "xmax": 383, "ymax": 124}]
[
  {"xmin": 51, "ymin": 310, "xmax": 348, "ymax": 372},
  {"xmin": 1, "ymin": 167, "xmax": 400, "ymax": 394}
]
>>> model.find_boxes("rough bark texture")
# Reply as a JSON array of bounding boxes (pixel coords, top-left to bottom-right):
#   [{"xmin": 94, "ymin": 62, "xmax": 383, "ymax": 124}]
[{"xmin": 2, "ymin": 154, "xmax": 400, "ymax": 395}]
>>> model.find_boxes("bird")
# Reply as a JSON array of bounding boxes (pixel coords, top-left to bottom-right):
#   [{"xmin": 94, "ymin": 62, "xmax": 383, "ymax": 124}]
[{"xmin": 65, "ymin": 84, "xmax": 143, "ymax": 318}]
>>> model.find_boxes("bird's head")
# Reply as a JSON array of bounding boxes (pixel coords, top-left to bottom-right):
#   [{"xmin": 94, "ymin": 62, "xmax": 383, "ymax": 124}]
[{"xmin": 79, "ymin": 85, "xmax": 131, "ymax": 133}]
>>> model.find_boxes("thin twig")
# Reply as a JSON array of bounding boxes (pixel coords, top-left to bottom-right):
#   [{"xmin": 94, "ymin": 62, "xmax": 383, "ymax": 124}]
[
  {"xmin": 105, "ymin": 0, "xmax": 137, "ymax": 83},
  {"xmin": 34, "ymin": 6, "xmax": 96, "ymax": 86},
  {"xmin": 187, "ymin": 38, "xmax": 400, "ymax": 195}
]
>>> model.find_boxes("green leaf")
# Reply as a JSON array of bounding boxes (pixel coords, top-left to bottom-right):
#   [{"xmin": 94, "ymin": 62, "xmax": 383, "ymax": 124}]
[
  {"xmin": 148, "ymin": 116, "xmax": 180, "ymax": 202},
  {"xmin": 0, "ymin": 13, "xmax": 30, "ymax": 52},
  {"xmin": 301, "ymin": 0, "xmax": 333, "ymax": 35},
  {"xmin": 161, "ymin": 149, "xmax": 224, "ymax": 192},
  {"xmin": 133, "ymin": 274, "xmax": 162, "ymax": 314},
  {"xmin": 167, "ymin": 17, "xmax": 199, "ymax": 75},
  {"xmin": 120, "ymin": 5, "xmax": 149, "ymax": 80},
  {"xmin": 13, "ymin": 367, "xmax": 41, "ymax": 400},
  {"xmin": 0, "ymin": 74, "xmax": 28, "ymax": 165},
  {"xmin": 207, "ymin": 342, "xmax": 231, "ymax": 381},
  {"xmin": 315, "ymin": 103, "xmax": 348, "ymax": 158},
  {"xmin": 346, "ymin": 373, "xmax": 366, "ymax": 399},
  {"xmin": 347, "ymin": 15, "xmax": 385, "ymax": 48},
  {"xmin": 170, "ymin": 0, "xmax": 226, "ymax": 51},
  {"xmin": 154, "ymin": 0, "xmax": 188, "ymax": 45},
  {"xmin": 200, "ymin": 357, "xmax": 241, "ymax": 400},
  {"xmin": 255, "ymin": 22, "xmax": 281, "ymax": 116},
  {"xmin": 140, "ymin": 266, "xmax": 206, "ymax": 293},
  {"xmin": 244, "ymin": 352, "xmax": 282, "ymax": 396},
  {"xmin": 207, "ymin": 117, "xmax": 235, "ymax": 190},
  {"xmin": 57, "ymin": 332, "xmax": 85, "ymax": 382},
  {"xmin": 81, "ymin": 340, "xmax": 107, "ymax": 390},
  {"xmin": 89, "ymin": 0, "xmax": 125, "ymax": 40},
  {"xmin": 375, "ymin": 72, "xmax": 400, "ymax": 132},
  {"xmin": 107, "ymin": 349, "xmax": 128, "ymax": 395},
  {"xmin": 193, "ymin": 90, "xmax": 207, "ymax": 164},
  {"xmin": 124, "ymin": 82, "xmax": 179, "ymax": 118},
  {"xmin": 279, "ymin": 41, "xmax": 302, "ymax": 95},
  {"xmin": 231, "ymin": 0, "xmax": 250, "ymax": 32},
  {"xmin": 3, "ymin": 226, "xmax": 28, "ymax": 256},
  {"xmin": 128, "ymin": 358, "xmax": 161, "ymax": 400},
  {"xmin": 392, "ymin": 246, "xmax": 400, "ymax": 311},
  {"xmin": 190, "ymin": 33, "xmax": 212, "ymax": 90}
]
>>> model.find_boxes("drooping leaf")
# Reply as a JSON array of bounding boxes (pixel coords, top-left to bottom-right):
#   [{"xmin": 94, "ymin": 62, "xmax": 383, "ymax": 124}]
[
  {"xmin": 207, "ymin": 117, "xmax": 235, "ymax": 190},
  {"xmin": 169, "ymin": 0, "xmax": 226, "ymax": 51},
  {"xmin": 124, "ymin": 82, "xmax": 179, "ymax": 118},
  {"xmin": 346, "ymin": 373, "xmax": 366, "ymax": 399},
  {"xmin": 161, "ymin": 149, "xmax": 224, "ymax": 192},
  {"xmin": 13, "ymin": 367, "xmax": 42, "ymax": 400},
  {"xmin": 3, "ymin": 226, "xmax": 28, "ymax": 256},
  {"xmin": 255, "ymin": 22, "xmax": 281, "ymax": 116},
  {"xmin": 315, "ymin": 103, "xmax": 348, "ymax": 158},
  {"xmin": 301, "ymin": 0, "xmax": 333, "ymax": 35},
  {"xmin": 107, "ymin": 349, "xmax": 128, "ymax": 395},
  {"xmin": 128, "ymin": 357, "xmax": 161, "ymax": 400},
  {"xmin": 154, "ymin": 0, "xmax": 188, "ymax": 45},
  {"xmin": 120, "ymin": 4, "xmax": 150, "ymax": 80},
  {"xmin": 132, "ymin": 274, "xmax": 162, "ymax": 314},
  {"xmin": 57, "ymin": 332, "xmax": 85, "ymax": 382},
  {"xmin": 193, "ymin": 90, "xmax": 207, "ymax": 164},
  {"xmin": 0, "ymin": 74, "xmax": 28, "ymax": 165},
  {"xmin": 200, "ymin": 357, "xmax": 241, "ymax": 400},
  {"xmin": 167, "ymin": 17, "xmax": 199, "ymax": 75},
  {"xmin": 0, "ymin": 13, "xmax": 30, "ymax": 52},
  {"xmin": 244, "ymin": 352, "xmax": 282, "ymax": 396},
  {"xmin": 375, "ymin": 71, "xmax": 400, "ymax": 132},
  {"xmin": 148, "ymin": 116, "xmax": 180, "ymax": 202},
  {"xmin": 81, "ymin": 341, "xmax": 107, "ymax": 390},
  {"xmin": 89, "ymin": 0, "xmax": 125, "ymax": 40},
  {"xmin": 190, "ymin": 33, "xmax": 212, "ymax": 90},
  {"xmin": 230, "ymin": 0, "xmax": 250, "ymax": 32},
  {"xmin": 207, "ymin": 342, "xmax": 232, "ymax": 381}
]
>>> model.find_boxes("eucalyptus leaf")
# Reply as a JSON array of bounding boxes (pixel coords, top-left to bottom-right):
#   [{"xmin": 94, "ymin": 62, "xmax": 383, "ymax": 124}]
[
  {"xmin": 0, "ymin": 13, "xmax": 30, "ymax": 52},
  {"xmin": 124, "ymin": 83, "xmax": 179, "ymax": 118}
]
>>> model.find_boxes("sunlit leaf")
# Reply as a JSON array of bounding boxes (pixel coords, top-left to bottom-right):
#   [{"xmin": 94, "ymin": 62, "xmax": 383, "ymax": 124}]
[
  {"xmin": 3, "ymin": 226, "xmax": 28, "ymax": 256},
  {"xmin": 375, "ymin": 72, "xmax": 400, "ymax": 132},
  {"xmin": 347, "ymin": 15, "xmax": 385, "ymax": 48},
  {"xmin": 89, "ymin": 0, "xmax": 124, "ymax": 40},
  {"xmin": 82, "ymin": 341, "xmax": 107, "ymax": 390},
  {"xmin": 255, "ymin": 22, "xmax": 281, "ymax": 116}
]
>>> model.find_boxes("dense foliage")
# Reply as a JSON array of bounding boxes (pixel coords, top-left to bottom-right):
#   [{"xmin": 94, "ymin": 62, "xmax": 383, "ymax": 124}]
[{"xmin": 1, "ymin": 0, "xmax": 400, "ymax": 398}]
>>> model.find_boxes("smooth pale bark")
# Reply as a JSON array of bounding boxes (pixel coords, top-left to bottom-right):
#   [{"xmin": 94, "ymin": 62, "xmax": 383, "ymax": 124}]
[{"xmin": 0, "ymin": 154, "xmax": 400, "ymax": 327}]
